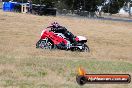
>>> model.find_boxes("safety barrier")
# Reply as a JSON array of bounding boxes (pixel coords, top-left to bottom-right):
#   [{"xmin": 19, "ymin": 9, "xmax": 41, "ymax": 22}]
[{"xmin": 3, "ymin": 2, "xmax": 14, "ymax": 11}]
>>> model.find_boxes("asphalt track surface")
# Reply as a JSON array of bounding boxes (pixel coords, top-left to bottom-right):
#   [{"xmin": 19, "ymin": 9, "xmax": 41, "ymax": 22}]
[
  {"xmin": 59, "ymin": 14, "xmax": 132, "ymax": 23},
  {"xmin": 97, "ymin": 17, "xmax": 132, "ymax": 22}
]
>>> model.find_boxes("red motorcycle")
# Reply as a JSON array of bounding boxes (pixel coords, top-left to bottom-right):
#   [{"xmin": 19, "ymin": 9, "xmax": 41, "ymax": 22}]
[{"xmin": 36, "ymin": 24, "xmax": 90, "ymax": 52}]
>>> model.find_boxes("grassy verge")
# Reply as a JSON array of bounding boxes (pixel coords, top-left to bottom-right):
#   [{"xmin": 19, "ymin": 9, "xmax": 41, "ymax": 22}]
[{"xmin": 0, "ymin": 55, "xmax": 132, "ymax": 88}]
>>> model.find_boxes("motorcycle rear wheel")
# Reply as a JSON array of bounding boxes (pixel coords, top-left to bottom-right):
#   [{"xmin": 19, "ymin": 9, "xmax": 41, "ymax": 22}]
[{"xmin": 82, "ymin": 44, "xmax": 90, "ymax": 52}]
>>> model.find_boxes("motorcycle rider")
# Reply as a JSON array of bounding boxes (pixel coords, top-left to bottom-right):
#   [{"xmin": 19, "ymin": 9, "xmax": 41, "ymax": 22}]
[
  {"xmin": 49, "ymin": 22, "xmax": 77, "ymax": 45},
  {"xmin": 48, "ymin": 22, "xmax": 66, "ymax": 33}
]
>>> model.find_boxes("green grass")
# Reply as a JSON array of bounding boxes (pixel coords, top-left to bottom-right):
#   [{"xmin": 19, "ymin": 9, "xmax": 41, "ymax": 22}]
[{"xmin": 0, "ymin": 55, "xmax": 132, "ymax": 88}]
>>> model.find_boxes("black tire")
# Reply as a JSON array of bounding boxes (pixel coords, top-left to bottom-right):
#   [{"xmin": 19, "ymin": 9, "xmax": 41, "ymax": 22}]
[
  {"xmin": 82, "ymin": 44, "xmax": 90, "ymax": 52},
  {"xmin": 45, "ymin": 41, "xmax": 53, "ymax": 49},
  {"xmin": 36, "ymin": 39, "xmax": 54, "ymax": 50},
  {"xmin": 39, "ymin": 40, "xmax": 47, "ymax": 49},
  {"xmin": 46, "ymin": 38, "xmax": 56, "ymax": 50},
  {"xmin": 52, "ymin": 44, "xmax": 57, "ymax": 50},
  {"xmin": 76, "ymin": 75, "xmax": 87, "ymax": 85},
  {"xmin": 36, "ymin": 39, "xmax": 42, "ymax": 48}
]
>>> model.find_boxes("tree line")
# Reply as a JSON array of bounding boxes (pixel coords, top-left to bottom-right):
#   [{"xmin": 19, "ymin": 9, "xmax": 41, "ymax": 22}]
[
  {"xmin": 3, "ymin": 0, "xmax": 132, "ymax": 14},
  {"xmin": 33, "ymin": 0, "xmax": 131, "ymax": 14}
]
